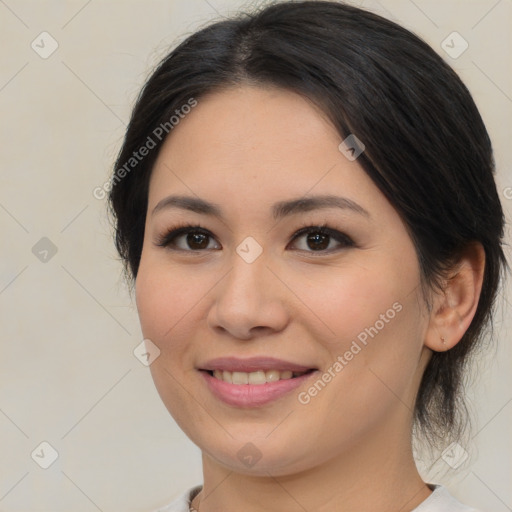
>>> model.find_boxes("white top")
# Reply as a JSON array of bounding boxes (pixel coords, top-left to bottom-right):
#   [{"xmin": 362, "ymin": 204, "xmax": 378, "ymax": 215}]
[{"xmin": 152, "ymin": 484, "xmax": 482, "ymax": 511}]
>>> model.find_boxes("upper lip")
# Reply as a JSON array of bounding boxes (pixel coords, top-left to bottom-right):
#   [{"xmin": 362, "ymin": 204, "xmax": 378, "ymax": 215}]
[{"xmin": 199, "ymin": 357, "xmax": 316, "ymax": 373}]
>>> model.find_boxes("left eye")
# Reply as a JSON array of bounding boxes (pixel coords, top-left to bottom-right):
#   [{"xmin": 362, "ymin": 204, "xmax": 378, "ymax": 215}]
[{"xmin": 288, "ymin": 226, "xmax": 354, "ymax": 253}]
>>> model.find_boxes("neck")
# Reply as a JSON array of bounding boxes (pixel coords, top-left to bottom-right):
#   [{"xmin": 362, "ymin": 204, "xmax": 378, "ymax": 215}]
[{"xmin": 192, "ymin": 419, "xmax": 431, "ymax": 512}]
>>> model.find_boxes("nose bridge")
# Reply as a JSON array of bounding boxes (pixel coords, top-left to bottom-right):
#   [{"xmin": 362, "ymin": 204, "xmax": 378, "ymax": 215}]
[
  {"xmin": 207, "ymin": 244, "xmax": 288, "ymax": 338},
  {"xmin": 223, "ymin": 244, "xmax": 269, "ymax": 304}
]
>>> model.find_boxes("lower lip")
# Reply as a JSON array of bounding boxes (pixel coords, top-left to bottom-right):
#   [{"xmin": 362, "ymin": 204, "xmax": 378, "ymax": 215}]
[{"xmin": 200, "ymin": 370, "xmax": 316, "ymax": 407}]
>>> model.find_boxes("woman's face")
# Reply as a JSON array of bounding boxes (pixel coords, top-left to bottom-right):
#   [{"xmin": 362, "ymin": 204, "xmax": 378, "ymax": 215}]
[{"xmin": 136, "ymin": 85, "xmax": 431, "ymax": 475}]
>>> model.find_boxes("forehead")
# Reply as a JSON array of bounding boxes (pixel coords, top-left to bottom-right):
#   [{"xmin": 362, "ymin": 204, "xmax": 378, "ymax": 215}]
[
  {"xmin": 154, "ymin": 87, "xmax": 340, "ymax": 174},
  {"xmin": 161, "ymin": 86, "xmax": 337, "ymax": 163},
  {"xmin": 146, "ymin": 85, "xmax": 387, "ymax": 223}
]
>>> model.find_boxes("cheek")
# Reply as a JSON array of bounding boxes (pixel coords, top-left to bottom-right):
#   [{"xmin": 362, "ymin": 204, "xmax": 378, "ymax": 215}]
[
  {"xmin": 135, "ymin": 257, "xmax": 208, "ymax": 426},
  {"xmin": 295, "ymin": 254, "xmax": 414, "ymax": 348},
  {"xmin": 135, "ymin": 271, "xmax": 173, "ymax": 341},
  {"xmin": 318, "ymin": 276, "xmax": 423, "ymax": 390},
  {"xmin": 296, "ymin": 250, "xmax": 425, "ymax": 405},
  {"xmin": 135, "ymin": 255, "xmax": 206, "ymax": 342}
]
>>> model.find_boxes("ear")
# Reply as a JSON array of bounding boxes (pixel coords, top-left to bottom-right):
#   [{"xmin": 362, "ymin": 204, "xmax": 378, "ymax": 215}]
[{"xmin": 424, "ymin": 242, "xmax": 486, "ymax": 352}]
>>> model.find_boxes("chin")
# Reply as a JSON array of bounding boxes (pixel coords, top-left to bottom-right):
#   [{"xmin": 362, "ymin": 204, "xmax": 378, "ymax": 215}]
[{"xmin": 193, "ymin": 429, "xmax": 321, "ymax": 477}]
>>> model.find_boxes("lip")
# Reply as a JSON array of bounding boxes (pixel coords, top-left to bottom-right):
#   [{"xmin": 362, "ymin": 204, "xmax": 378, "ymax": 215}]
[
  {"xmin": 198, "ymin": 356, "xmax": 315, "ymax": 373},
  {"xmin": 198, "ymin": 357, "xmax": 318, "ymax": 408}
]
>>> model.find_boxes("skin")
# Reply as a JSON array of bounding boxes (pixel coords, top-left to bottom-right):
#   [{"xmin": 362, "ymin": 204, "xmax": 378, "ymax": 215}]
[{"xmin": 135, "ymin": 85, "xmax": 485, "ymax": 512}]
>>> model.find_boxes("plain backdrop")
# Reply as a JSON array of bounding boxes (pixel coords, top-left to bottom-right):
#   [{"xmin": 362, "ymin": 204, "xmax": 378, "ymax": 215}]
[{"xmin": 0, "ymin": 1, "xmax": 511, "ymax": 511}]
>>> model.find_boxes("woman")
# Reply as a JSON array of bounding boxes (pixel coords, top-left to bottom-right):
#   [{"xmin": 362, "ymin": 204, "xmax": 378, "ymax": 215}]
[{"xmin": 108, "ymin": 1, "xmax": 507, "ymax": 510}]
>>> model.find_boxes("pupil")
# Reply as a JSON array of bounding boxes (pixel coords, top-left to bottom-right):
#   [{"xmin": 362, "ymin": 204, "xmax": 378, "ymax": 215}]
[
  {"xmin": 188, "ymin": 232, "xmax": 208, "ymax": 249},
  {"xmin": 308, "ymin": 232, "xmax": 329, "ymax": 250}
]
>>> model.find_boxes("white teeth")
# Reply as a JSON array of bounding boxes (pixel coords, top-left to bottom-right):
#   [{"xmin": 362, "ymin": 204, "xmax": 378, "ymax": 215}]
[
  {"xmin": 211, "ymin": 369, "xmax": 302, "ymax": 385},
  {"xmin": 248, "ymin": 371, "xmax": 266, "ymax": 385},
  {"xmin": 265, "ymin": 370, "xmax": 280, "ymax": 382},
  {"xmin": 232, "ymin": 371, "xmax": 249, "ymax": 385}
]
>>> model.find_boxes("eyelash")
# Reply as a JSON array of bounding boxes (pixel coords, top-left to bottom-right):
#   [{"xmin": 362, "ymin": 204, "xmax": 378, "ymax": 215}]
[{"xmin": 154, "ymin": 221, "xmax": 355, "ymax": 255}]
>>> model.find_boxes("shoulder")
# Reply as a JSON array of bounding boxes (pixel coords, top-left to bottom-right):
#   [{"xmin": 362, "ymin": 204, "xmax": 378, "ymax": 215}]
[
  {"xmin": 151, "ymin": 485, "xmax": 202, "ymax": 512},
  {"xmin": 414, "ymin": 484, "xmax": 482, "ymax": 512}
]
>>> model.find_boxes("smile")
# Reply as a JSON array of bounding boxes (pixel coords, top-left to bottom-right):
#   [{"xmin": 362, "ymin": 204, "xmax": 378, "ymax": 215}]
[
  {"xmin": 198, "ymin": 357, "xmax": 318, "ymax": 407},
  {"xmin": 210, "ymin": 369, "xmax": 311, "ymax": 385}
]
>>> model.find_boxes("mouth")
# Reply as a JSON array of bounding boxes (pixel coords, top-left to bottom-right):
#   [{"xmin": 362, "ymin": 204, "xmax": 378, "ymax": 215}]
[{"xmin": 198, "ymin": 357, "xmax": 318, "ymax": 407}]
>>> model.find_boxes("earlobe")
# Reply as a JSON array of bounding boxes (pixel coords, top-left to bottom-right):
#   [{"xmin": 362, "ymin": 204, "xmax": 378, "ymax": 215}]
[{"xmin": 424, "ymin": 242, "xmax": 486, "ymax": 352}]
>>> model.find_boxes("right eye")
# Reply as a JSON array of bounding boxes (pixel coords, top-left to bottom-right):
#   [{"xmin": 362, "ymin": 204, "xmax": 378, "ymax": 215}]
[{"xmin": 155, "ymin": 224, "xmax": 221, "ymax": 252}]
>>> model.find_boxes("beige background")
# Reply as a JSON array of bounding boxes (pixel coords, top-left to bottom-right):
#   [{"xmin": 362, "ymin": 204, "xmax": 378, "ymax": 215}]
[{"xmin": 0, "ymin": 0, "xmax": 511, "ymax": 511}]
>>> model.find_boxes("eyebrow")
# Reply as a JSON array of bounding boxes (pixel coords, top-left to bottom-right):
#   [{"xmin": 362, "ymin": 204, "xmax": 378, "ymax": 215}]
[{"xmin": 151, "ymin": 194, "xmax": 370, "ymax": 220}]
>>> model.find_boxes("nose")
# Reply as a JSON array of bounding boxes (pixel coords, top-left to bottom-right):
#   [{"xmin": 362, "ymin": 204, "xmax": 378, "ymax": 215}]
[{"xmin": 206, "ymin": 252, "xmax": 289, "ymax": 340}]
